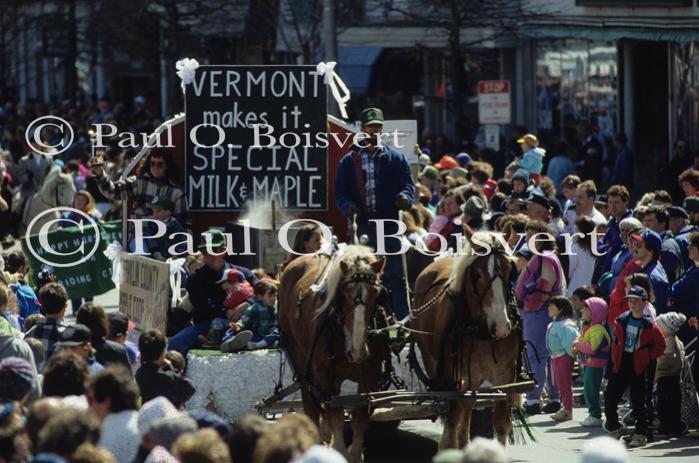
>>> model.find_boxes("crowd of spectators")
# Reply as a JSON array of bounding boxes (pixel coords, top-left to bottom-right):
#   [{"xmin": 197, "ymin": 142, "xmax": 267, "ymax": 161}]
[{"xmin": 3, "ymin": 96, "xmax": 699, "ymax": 460}]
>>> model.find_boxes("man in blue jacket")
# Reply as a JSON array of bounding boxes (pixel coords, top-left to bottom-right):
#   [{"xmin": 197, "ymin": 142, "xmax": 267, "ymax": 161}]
[
  {"xmin": 335, "ymin": 107, "xmax": 415, "ymax": 319},
  {"xmin": 630, "ymin": 229, "xmax": 670, "ymax": 314},
  {"xmin": 675, "ymin": 197, "xmax": 699, "ymax": 271},
  {"xmin": 671, "ymin": 232, "xmax": 699, "ymax": 347}
]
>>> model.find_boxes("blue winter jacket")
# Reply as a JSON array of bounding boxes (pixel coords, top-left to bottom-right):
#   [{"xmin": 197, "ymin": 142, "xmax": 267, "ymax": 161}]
[
  {"xmin": 641, "ymin": 260, "xmax": 670, "ymax": 314},
  {"xmin": 335, "ymin": 145, "xmax": 415, "ymax": 250},
  {"xmin": 520, "ymin": 148, "xmax": 545, "ymax": 175},
  {"xmin": 599, "ymin": 210, "xmax": 632, "ymax": 274},
  {"xmin": 546, "ymin": 318, "xmax": 580, "ymax": 358},
  {"xmin": 671, "ymin": 266, "xmax": 699, "ymax": 318},
  {"xmin": 676, "ymin": 225, "xmax": 699, "ymax": 272}
]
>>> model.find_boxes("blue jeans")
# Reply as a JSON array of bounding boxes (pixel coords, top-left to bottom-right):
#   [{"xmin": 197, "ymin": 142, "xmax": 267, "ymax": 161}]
[
  {"xmin": 521, "ymin": 308, "xmax": 558, "ymax": 404},
  {"xmin": 359, "ymin": 221, "xmax": 409, "ymax": 320},
  {"xmin": 169, "ymin": 322, "xmax": 210, "ymax": 354},
  {"xmin": 382, "ymin": 254, "xmax": 409, "ymax": 320},
  {"xmin": 222, "ymin": 328, "xmax": 281, "ymax": 345}
]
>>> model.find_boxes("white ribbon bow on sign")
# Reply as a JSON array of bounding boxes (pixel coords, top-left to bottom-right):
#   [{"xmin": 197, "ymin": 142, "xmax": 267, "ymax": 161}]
[
  {"xmin": 175, "ymin": 58, "xmax": 200, "ymax": 93},
  {"xmin": 103, "ymin": 242, "xmax": 124, "ymax": 286},
  {"xmin": 167, "ymin": 258, "xmax": 186, "ymax": 307},
  {"xmin": 316, "ymin": 61, "xmax": 351, "ymax": 119}
]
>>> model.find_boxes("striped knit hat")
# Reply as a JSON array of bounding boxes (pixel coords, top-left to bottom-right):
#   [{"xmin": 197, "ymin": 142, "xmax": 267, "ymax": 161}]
[
  {"xmin": 0, "ymin": 356, "xmax": 34, "ymax": 401},
  {"xmin": 656, "ymin": 312, "xmax": 686, "ymax": 336}
]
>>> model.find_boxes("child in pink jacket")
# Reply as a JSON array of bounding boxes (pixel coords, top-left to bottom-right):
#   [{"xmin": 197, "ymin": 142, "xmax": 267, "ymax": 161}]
[{"xmin": 573, "ymin": 297, "xmax": 610, "ymax": 427}]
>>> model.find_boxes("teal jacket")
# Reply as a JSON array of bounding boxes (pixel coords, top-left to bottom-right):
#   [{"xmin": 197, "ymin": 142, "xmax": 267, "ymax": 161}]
[{"xmin": 546, "ymin": 318, "xmax": 579, "ymax": 358}]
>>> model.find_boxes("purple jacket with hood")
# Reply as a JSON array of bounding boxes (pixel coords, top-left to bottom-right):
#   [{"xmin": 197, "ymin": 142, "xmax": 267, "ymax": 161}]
[{"xmin": 573, "ymin": 297, "xmax": 611, "ymax": 368}]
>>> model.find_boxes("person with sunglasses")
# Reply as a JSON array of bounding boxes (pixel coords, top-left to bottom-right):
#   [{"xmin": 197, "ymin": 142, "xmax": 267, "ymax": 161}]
[{"xmin": 90, "ymin": 147, "xmax": 187, "ymax": 227}]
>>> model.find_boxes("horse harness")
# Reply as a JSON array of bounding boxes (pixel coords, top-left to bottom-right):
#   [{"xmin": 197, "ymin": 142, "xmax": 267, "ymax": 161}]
[
  {"xmin": 408, "ymin": 249, "xmax": 527, "ymax": 391},
  {"xmin": 293, "ymin": 259, "xmax": 405, "ymax": 404}
]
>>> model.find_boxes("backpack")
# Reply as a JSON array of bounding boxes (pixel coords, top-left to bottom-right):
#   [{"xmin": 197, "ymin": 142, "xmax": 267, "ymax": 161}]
[{"xmin": 681, "ymin": 339, "xmax": 699, "ymax": 427}]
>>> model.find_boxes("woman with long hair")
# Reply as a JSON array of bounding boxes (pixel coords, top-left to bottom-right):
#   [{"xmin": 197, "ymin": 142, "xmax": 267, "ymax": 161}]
[
  {"xmin": 280, "ymin": 223, "xmax": 324, "ymax": 274},
  {"xmin": 54, "ymin": 190, "xmax": 102, "ymax": 232},
  {"xmin": 566, "ymin": 216, "xmax": 597, "ymax": 297}
]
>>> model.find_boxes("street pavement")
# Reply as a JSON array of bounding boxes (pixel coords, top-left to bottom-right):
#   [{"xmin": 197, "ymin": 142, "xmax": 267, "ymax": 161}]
[
  {"xmin": 77, "ymin": 290, "xmax": 699, "ymax": 462},
  {"xmin": 364, "ymin": 402, "xmax": 699, "ymax": 463}
]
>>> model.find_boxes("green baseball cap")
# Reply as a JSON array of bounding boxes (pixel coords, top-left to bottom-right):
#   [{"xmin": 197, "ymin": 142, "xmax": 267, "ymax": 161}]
[
  {"xmin": 360, "ymin": 107, "xmax": 384, "ymax": 126},
  {"xmin": 150, "ymin": 196, "xmax": 174, "ymax": 211},
  {"xmin": 684, "ymin": 196, "xmax": 699, "ymax": 214},
  {"xmin": 420, "ymin": 165, "xmax": 439, "ymax": 181},
  {"xmin": 198, "ymin": 227, "xmax": 226, "ymax": 250}
]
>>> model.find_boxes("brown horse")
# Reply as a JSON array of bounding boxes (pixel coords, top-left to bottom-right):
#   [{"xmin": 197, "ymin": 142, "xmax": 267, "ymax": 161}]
[
  {"xmin": 278, "ymin": 245, "xmax": 388, "ymax": 463},
  {"xmin": 411, "ymin": 229, "xmax": 519, "ymax": 449}
]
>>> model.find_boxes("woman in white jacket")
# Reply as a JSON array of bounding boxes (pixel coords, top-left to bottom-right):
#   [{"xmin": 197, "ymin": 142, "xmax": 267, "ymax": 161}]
[{"xmin": 566, "ymin": 215, "xmax": 598, "ymax": 297}]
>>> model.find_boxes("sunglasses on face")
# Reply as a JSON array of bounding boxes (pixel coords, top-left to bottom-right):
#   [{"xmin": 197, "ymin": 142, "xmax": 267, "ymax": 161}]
[{"xmin": 150, "ymin": 161, "xmax": 165, "ymax": 168}]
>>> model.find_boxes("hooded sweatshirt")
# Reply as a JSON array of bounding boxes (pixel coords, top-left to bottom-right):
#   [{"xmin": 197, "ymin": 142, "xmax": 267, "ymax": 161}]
[
  {"xmin": 520, "ymin": 147, "xmax": 546, "ymax": 175},
  {"xmin": 574, "ymin": 297, "xmax": 611, "ymax": 369}
]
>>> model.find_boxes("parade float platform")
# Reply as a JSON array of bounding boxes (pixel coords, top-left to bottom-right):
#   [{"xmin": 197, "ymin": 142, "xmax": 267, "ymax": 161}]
[{"xmin": 184, "ymin": 348, "xmax": 427, "ymax": 422}]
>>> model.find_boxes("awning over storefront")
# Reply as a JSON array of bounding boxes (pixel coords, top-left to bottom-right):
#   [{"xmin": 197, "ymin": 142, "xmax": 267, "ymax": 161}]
[
  {"xmin": 338, "ymin": 47, "xmax": 383, "ymax": 95},
  {"xmin": 520, "ymin": 17, "xmax": 699, "ymax": 43}
]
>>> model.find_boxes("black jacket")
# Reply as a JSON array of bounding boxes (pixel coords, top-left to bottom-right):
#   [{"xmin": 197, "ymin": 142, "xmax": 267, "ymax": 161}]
[
  {"xmin": 187, "ymin": 263, "xmax": 255, "ymax": 324},
  {"xmin": 135, "ymin": 362, "xmax": 196, "ymax": 407},
  {"xmin": 93, "ymin": 338, "xmax": 132, "ymax": 372}
]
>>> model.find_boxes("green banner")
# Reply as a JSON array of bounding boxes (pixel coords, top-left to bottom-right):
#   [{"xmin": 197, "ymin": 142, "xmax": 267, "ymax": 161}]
[{"xmin": 22, "ymin": 221, "xmax": 122, "ymax": 299}]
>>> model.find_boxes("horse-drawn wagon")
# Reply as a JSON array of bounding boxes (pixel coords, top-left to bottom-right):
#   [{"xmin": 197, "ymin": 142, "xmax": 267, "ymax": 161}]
[{"xmin": 254, "ymin": 227, "xmax": 534, "ymax": 462}]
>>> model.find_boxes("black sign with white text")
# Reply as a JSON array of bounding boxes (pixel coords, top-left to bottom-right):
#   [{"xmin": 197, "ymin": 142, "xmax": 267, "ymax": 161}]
[{"xmin": 185, "ymin": 65, "xmax": 328, "ymax": 211}]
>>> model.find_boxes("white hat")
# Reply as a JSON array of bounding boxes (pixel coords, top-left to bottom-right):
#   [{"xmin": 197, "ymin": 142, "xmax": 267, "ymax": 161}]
[
  {"xmin": 138, "ymin": 396, "xmax": 180, "ymax": 436},
  {"xmin": 656, "ymin": 312, "xmax": 686, "ymax": 336}
]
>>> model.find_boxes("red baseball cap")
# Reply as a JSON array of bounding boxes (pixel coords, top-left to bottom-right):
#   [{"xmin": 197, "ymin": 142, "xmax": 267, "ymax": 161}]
[
  {"xmin": 216, "ymin": 268, "xmax": 245, "ymax": 284},
  {"xmin": 434, "ymin": 155, "xmax": 458, "ymax": 170}
]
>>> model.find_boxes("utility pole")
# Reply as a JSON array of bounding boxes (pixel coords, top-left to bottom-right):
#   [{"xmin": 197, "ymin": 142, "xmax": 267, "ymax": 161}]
[
  {"xmin": 64, "ymin": 0, "xmax": 78, "ymax": 106},
  {"xmin": 322, "ymin": 0, "xmax": 339, "ymax": 117},
  {"xmin": 322, "ymin": 0, "xmax": 337, "ymax": 62}
]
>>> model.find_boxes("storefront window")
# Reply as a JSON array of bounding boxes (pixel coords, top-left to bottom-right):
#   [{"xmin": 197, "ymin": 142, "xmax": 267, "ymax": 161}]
[
  {"xmin": 536, "ymin": 40, "xmax": 618, "ymax": 147},
  {"xmin": 670, "ymin": 42, "xmax": 699, "ymax": 153}
]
